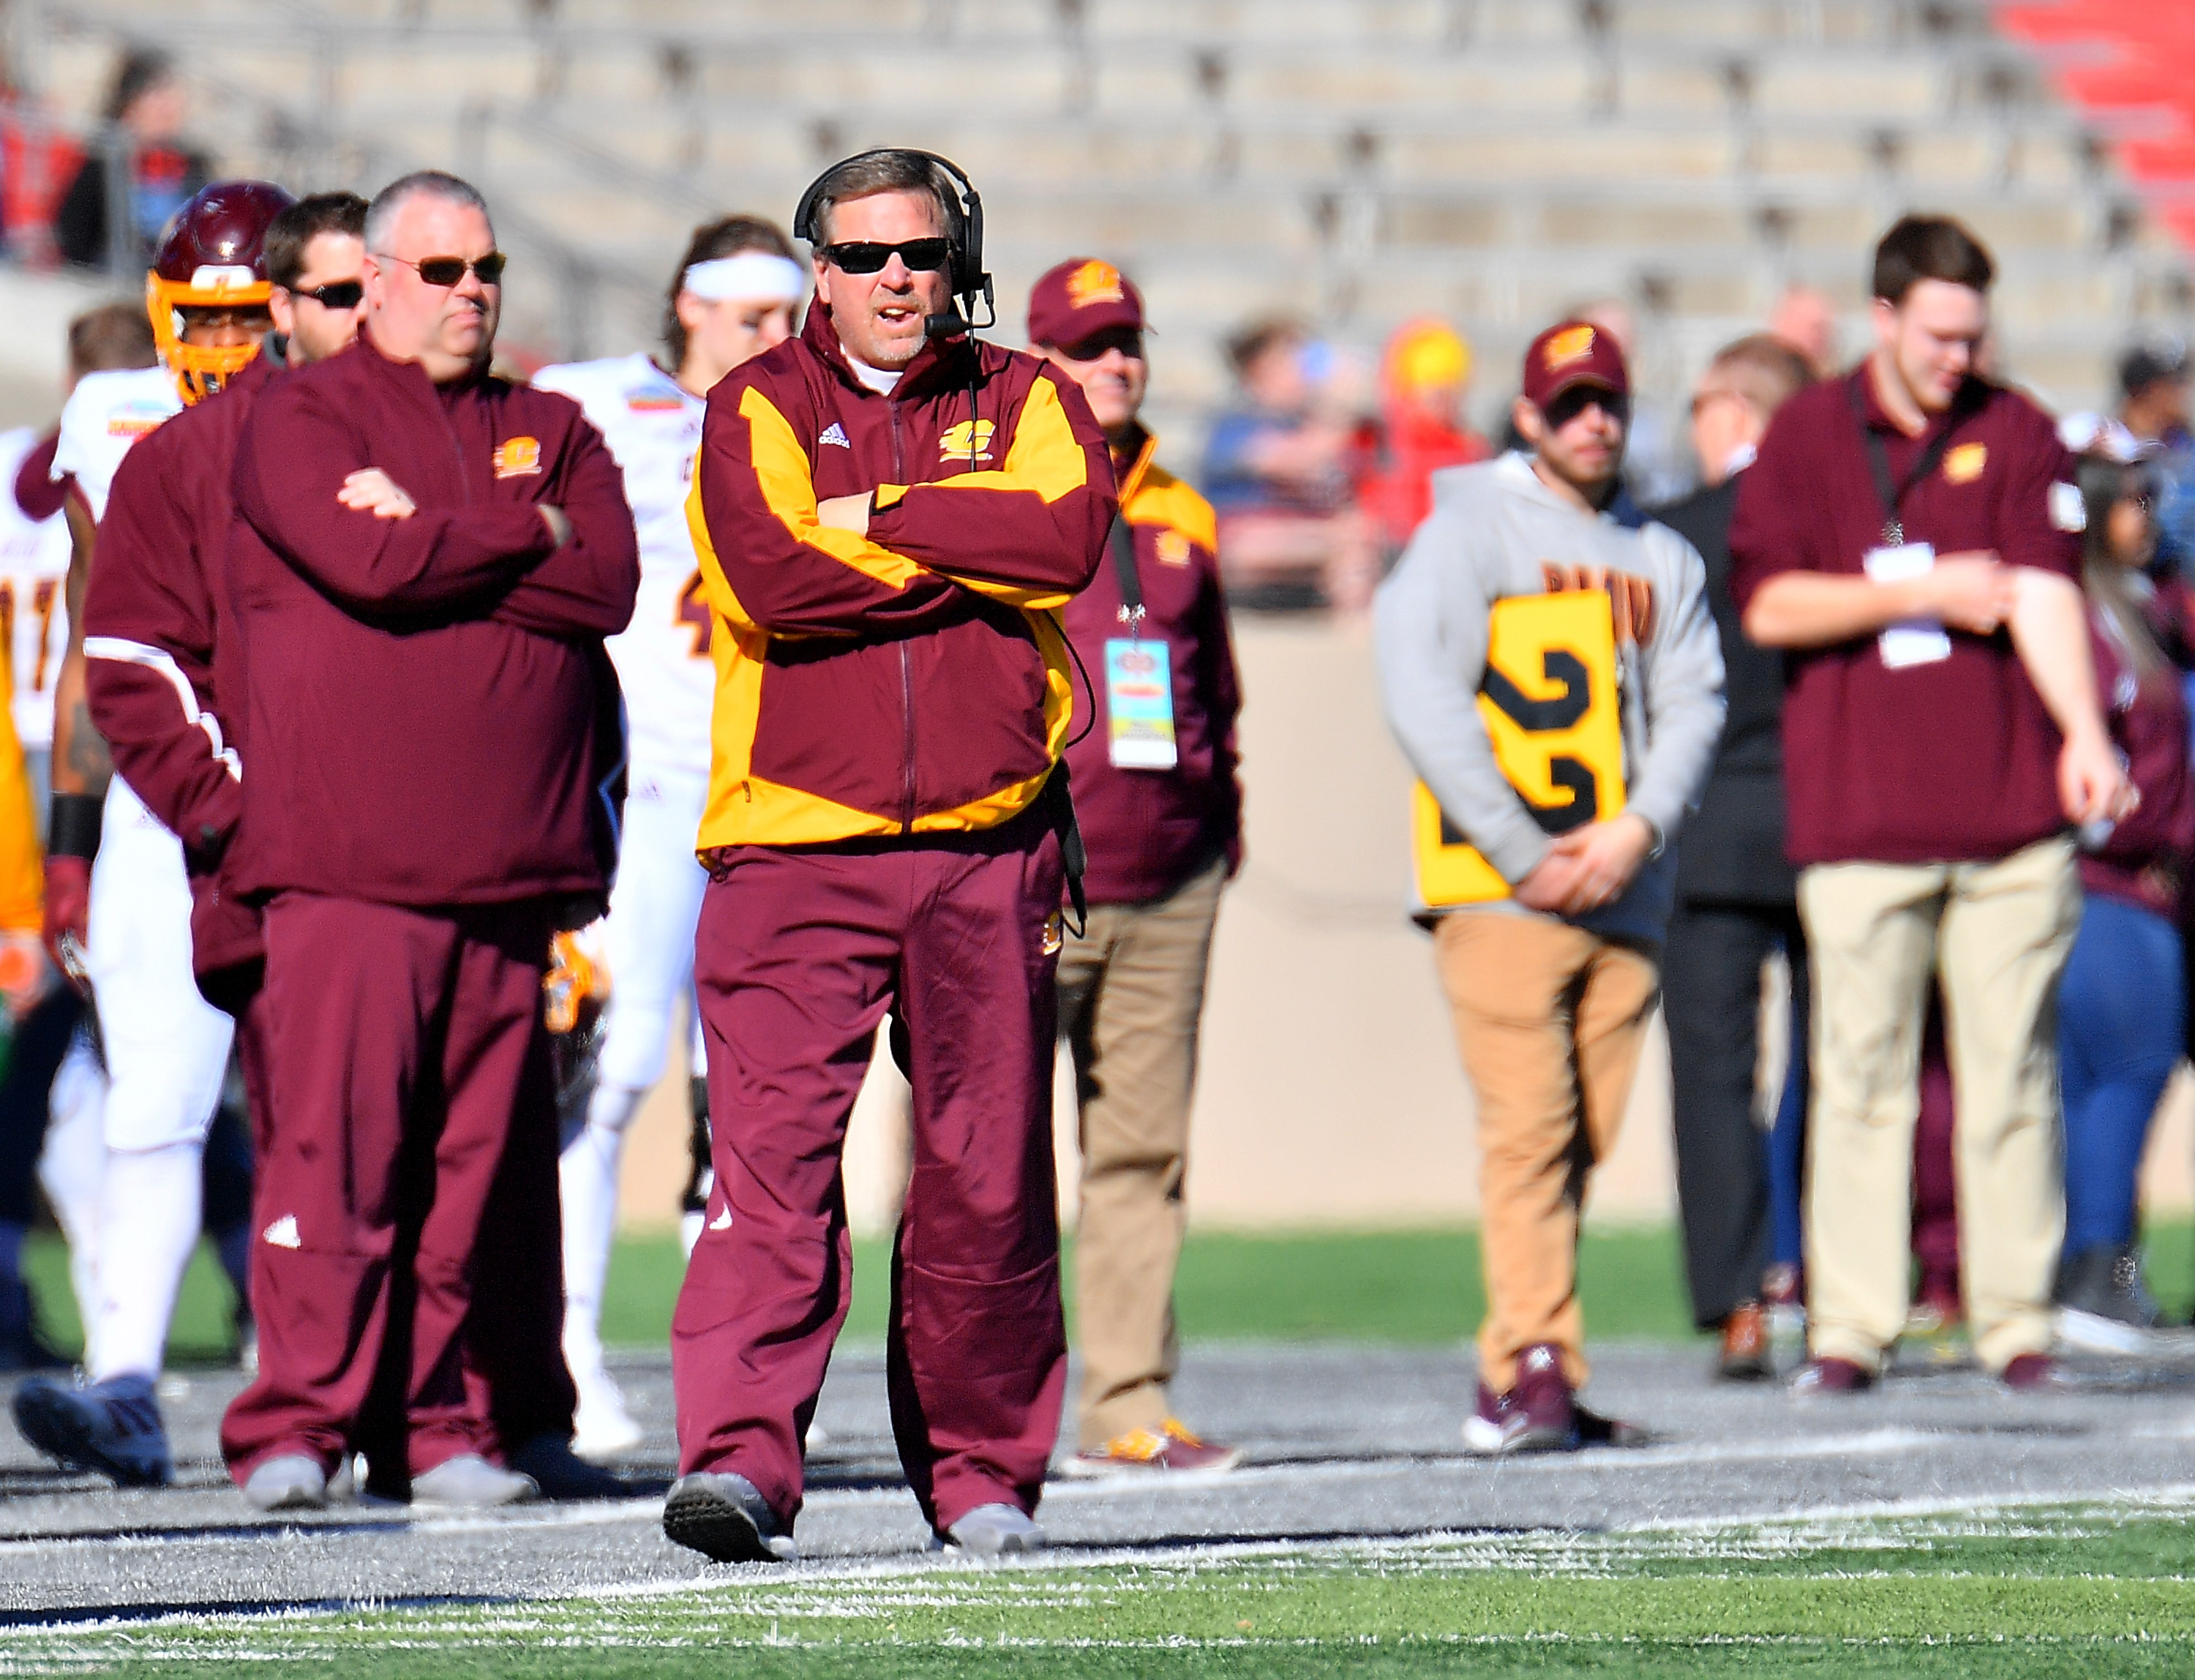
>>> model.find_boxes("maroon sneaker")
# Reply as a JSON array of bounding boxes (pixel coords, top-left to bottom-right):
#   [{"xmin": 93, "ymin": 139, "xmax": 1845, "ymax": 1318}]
[
  {"xmin": 1463, "ymin": 1344, "xmax": 1578, "ymax": 1454},
  {"xmin": 1061, "ymin": 1418, "xmax": 1244, "ymax": 1478},
  {"xmin": 1790, "ymin": 1355, "xmax": 1875, "ymax": 1396},
  {"xmin": 2000, "ymin": 1353, "xmax": 2067, "ymax": 1392}
]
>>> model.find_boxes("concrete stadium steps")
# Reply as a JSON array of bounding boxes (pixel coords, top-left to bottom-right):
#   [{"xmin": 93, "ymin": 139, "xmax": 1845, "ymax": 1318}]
[{"xmin": 23, "ymin": 0, "xmax": 2183, "ymax": 415}]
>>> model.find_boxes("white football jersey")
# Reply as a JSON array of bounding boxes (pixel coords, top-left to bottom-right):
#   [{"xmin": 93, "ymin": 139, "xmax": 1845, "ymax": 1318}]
[
  {"xmin": 53, "ymin": 364, "xmax": 181, "ymax": 523},
  {"xmin": 533, "ymin": 353, "xmax": 713, "ymax": 778},
  {"xmin": 0, "ymin": 427, "xmax": 72, "ymax": 750}
]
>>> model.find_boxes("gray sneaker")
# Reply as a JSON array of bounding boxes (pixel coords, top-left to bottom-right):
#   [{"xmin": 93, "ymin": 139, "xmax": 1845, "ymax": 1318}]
[
  {"xmin": 937, "ymin": 1502, "xmax": 1046, "ymax": 1556},
  {"xmin": 12, "ymin": 1373, "xmax": 173, "ymax": 1487},
  {"xmin": 662, "ymin": 1471, "xmax": 798, "ymax": 1563},
  {"xmin": 409, "ymin": 1453, "xmax": 539, "ymax": 1508},
  {"xmin": 243, "ymin": 1454, "xmax": 332, "ymax": 1512}
]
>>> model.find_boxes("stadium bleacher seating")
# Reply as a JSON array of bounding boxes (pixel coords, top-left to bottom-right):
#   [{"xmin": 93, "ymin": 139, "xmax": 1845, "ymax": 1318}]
[{"xmin": 19, "ymin": 0, "xmax": 2190, "ymax": 441}]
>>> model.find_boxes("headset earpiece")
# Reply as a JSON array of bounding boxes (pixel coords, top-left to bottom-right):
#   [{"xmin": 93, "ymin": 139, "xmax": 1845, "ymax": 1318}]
[{"xmin": 793, "ymin": 147, "xmax": 994, "ymax": 330}]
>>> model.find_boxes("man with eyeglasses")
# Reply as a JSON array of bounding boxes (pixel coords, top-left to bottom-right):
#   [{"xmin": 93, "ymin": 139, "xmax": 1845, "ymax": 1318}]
[
  {"xmin": 664, "ymin": 149, "xmax": 1111, "ymax": 1564},
  {"xmin": 1023, "ymin": 258, "xmax": 1245, "ymax": 1481},
  {"xmin": 11, "ymin": 179, "xmax": 295, "ymax": 1490},
  {"xmin": 1376, "ymin": 319, "xmax": 1725, "ymax": 1455},
  {"xmin": 217, "ymin": 170, "xmax": 638, "ymax": 1511}
]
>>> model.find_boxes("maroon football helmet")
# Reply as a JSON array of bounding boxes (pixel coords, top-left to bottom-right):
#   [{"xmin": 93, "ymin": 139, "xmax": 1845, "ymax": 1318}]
[{"xmin": 145, "ymin": 179, "xmax": 296, "ymax": 404}]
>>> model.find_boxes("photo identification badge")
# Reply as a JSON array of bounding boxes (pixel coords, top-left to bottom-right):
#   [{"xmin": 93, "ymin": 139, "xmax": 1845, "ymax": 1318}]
[
  {"xmin": 1105, "ymin": 637, "xmax": 1178, "ymax": 770},
  {"xmin": 1862, "ymin": 541, "xmax": 1951, "ymax": 669}
]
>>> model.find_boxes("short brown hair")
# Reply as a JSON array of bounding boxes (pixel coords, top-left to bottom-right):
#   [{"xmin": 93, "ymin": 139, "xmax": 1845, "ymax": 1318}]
[
  {"xmin": 662, "ymin": 214, "xmax": 797, "ymax": 367},
  {"xmin": 806, "ymin": 151, "xmax": 963, "ymax": 252},
  {"xmin": 265, "ymin": 191, "xmax": 367, "ymax": 293},
  {"xmin": 67, "ymin": 300, "xmax": 156, "ymax": 379},
  {"xmin": 1872, "ymin": 214, "xmax": 1995, "ymax": 304},
  {"xmin": 1226, "ymin": 317, "xmax": 1305, "ymax": 378},
  {"xmin": 1698, "ymin": 333, "xmax": 1813, "ymax": 419}
]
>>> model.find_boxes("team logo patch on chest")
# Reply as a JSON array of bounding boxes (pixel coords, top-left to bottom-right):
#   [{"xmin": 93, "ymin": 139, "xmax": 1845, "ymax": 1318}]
[
  {"xmin": 938, "ymin": 419, "xmax": 996, "ymax": 465},
  {"xmin": 1943, "ymin": 442, "xmax": 1988, "ymax": 484},
  {"xmin": 1155, "ymin": 529, "xmax": 1193, "ymax": 566},
  {"xmin": 493, "ymin": 436, "xmax": 541, "ymax": 479}
]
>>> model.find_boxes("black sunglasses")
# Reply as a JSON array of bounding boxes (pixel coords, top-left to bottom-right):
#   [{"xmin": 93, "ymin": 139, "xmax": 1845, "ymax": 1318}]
[
  {"xmin": 378, "ymin": 251, "xmax": 507, "ymax": 288},
  {"xmin": 818, "ymin": 239, "xmax": 953, "ymax": 276},
  {"xmin": 292, "ymin": 279, "xmax": 364, "ymax": 310}
]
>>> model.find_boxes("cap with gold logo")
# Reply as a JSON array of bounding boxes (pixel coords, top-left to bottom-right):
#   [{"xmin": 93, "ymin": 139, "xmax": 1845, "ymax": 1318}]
[
  {"xmin": 1520, "ymin": 318, "xmax": 1630, "ymax": 410},
  {"xmin": 1027, "ymin": 255, "xmax": 1146, "ymax": 350}
]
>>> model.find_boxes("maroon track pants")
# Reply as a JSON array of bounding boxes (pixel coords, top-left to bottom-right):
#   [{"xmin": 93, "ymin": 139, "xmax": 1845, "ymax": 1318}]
[
  {"xmin": 220, "ymin": 893, "xmax": 574, "ymax": 1484},
  {"xmin": 672, "ymin": 816, "xmax": 1069, "ymax": 1534}
]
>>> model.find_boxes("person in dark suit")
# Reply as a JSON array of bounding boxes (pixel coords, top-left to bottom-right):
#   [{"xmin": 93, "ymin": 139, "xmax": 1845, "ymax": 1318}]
[{"xmin": 1652, "ymin": 334, "xmax": 1815, "ymax": 1379}]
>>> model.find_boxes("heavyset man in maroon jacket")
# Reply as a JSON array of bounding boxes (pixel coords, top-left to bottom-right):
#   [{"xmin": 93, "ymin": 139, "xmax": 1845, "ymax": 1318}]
[
  {"xmin": 218, "ymin": 172, "xmax": 638, "ymax": 1510},
  {"xmin": 665, "ymin": 149, "xmax": 1111, "ymax": 1564}
]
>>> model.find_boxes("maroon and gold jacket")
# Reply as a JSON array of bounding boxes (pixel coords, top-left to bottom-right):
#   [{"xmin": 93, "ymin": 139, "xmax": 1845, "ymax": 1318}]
[
  {"xmin": 83, "ymin": 350, "xmax": 272, "ymax": 979},
  {"xmin": 226, "ymin": 326, "xmax": 638, "ymax": 910},
  {"xmin": 687, "ymin": 302, "xmax": 1112, "ymax": 853}
]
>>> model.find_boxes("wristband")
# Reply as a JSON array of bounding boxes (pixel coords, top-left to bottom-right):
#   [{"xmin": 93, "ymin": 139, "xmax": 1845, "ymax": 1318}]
[{"xmin": 48, "ymin": 792, "xmax": 102, "ymax": 861}]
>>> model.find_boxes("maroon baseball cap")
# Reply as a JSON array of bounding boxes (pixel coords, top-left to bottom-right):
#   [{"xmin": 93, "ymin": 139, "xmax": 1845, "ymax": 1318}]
[
  {"xmin": 1027, "ymin": 258, "xmax": 1146, "ymax": 349},
  {"xmin": 1520, "ymin": 319, "xmax": 1629, "ymax": 410}
]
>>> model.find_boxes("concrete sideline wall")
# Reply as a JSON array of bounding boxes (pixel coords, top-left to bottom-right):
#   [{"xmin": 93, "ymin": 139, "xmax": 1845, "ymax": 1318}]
[{"xmin": 617, "ymin": 613, "xmax": 2195, "ymax": 1233}]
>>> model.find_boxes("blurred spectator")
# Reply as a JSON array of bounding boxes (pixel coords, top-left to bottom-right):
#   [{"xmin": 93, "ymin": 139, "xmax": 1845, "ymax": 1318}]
[
  {"xmin": 2052, "ymin": 447, "xmax": 2193, "ymax": 1347},
  {"xmin": 53, "ymin": 50, "xmax": 209, "ymax": 271},
  {"xmin": 1731, "ymin": 214, "xmax": 2129, "ymax": 1394},
  {"xmin": 1203, "ymin": 318, "xmax": 1378, "ymax": 612},
  {"xmin": 1027, "ymin": 258, "xmax": 1245, "ymax": 1479},
  {"xmin": 1652, "ymin": 334, "xmax": 1812, "ymax": 1381},
  {"xmin": 1376, "ymin": 318, "xmax": 1724, "ymax": 1454},
  {"xmin": 2115, "ymin": 340, "xmax": 2195, "ymax": 571},
  {"xmin": 1360, "ymin": 318, "xmax": 1490, "ymax": 555},
  {"xmin": 1768, "ymin": 284, "xmax": 1842, "ymax": 378}
]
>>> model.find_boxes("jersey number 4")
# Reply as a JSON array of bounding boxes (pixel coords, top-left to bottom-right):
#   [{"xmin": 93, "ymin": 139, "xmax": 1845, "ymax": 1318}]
[{"xmin": 677, "ymin": 569, "xmax": 713, "ymax": 658}]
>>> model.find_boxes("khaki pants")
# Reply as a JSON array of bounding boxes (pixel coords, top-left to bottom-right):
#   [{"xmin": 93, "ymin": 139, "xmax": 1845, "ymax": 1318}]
[
  {"xmin": 1798, "ymin": 836, "xmax": 2078, "ymax": 1375},
  {"xmin": 1434, "ymin": 911, "xmax": 1660, "ymax": 1392},
  {"xmin": 1057, "ymin": 855, "xmax": 1226, "ymax": 1449}
]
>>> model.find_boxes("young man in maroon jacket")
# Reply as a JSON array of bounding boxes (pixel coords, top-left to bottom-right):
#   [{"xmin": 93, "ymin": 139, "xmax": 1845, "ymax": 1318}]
[
  {"xmin": 217, "ymin": 171, "xmax": 638, "ymax": 1510},
  {"xmin": 1026, "ymin": 258, "xmax": 1247, "ymax": 1479},
  {"xmin": 1731, "ymin": 216, "xmax": 2134, "ymax": 1392},
  {"xmin": 666, "ymin": 150, "xmax": 1111, "ymax": 1564}
]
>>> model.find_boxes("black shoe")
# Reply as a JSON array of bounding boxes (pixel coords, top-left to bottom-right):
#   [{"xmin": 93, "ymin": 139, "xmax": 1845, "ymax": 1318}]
[
  {"xmin": 2055, "ymin": 1242, "xmax": 2161, "ymax": 1354},
  {"xmin": 509, "ymin": 1433, "xmax": 629, "ymax": 1501},
  {"xmin": 663, "ymin": 1471, "xmax": 796, "ymax": 1563}
]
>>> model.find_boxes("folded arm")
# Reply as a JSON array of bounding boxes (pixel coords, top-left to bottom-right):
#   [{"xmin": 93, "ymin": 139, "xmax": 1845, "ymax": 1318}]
[
  {"xmin": 489, "ymin": 419, "xmax": 640, "ymax": 638},
  {"xmin": 863, "ymin": 372, "xmax": 1114, "ymax": 608},
  {"xmin": 694, "ymin": 383, "xmax": 971, "ymax": 638},
  {"xmin": 234, "ymin": 383, "xmax": 556, "ymax": 616}
]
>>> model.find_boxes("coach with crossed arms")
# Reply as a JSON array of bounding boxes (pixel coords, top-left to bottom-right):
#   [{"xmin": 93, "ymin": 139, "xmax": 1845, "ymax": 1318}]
[
  {"xmin": 666, "ymin": 149, "xmax": 1111, "ymax": 1564},
  {"xmin": 220, "ymin": 171, "xmax": 638, "ymax": 1504}
]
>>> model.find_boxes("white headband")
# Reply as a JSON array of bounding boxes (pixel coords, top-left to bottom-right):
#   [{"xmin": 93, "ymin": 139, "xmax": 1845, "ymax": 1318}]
[{"xmin": 683, "ymin": 252, "xmax": 806, "ymax": 303}]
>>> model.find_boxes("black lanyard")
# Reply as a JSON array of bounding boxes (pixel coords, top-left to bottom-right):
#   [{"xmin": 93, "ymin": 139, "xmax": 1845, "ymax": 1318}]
[
  {"xmin": 1108, "ymin": 514, "xmax": 1146, "ymax": 637},
  {"xmin": 1846, "ymin": 375, "xmax": 1977, "ymax": 547}
]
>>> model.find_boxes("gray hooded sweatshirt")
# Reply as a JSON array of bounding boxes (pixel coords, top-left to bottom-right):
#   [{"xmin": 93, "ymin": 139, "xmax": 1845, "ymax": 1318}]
[{"xmin": 1374, "ymin": 451, "xmax": 1727, "ymax": 945}]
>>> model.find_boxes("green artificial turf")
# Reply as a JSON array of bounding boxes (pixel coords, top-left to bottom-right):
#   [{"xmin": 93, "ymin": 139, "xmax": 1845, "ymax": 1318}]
[{"xmin": 24, "ymin": 1499, "xmax": 2195, "ymax": 1676}]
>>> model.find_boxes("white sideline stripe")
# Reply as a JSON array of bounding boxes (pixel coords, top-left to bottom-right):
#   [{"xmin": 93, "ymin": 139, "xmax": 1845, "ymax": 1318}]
[
  {"xmin": 0, "ymin": 1422, "xmax": 2104, "ymax": 1565},
  {"xmin": 82, "ymin": 635, "xmax": 239, "ymax": 781}
]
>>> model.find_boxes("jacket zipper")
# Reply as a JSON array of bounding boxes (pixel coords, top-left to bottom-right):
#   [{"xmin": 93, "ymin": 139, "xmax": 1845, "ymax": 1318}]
[{"xmin": 888, "ymin": 400, "xmax": 916, "ymax": 832}]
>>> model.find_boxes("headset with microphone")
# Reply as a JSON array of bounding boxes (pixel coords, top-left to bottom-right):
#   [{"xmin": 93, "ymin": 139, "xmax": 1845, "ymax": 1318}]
[{"xmin": 792, "ymin": 148, "xmax": 996, "ymax": 338}]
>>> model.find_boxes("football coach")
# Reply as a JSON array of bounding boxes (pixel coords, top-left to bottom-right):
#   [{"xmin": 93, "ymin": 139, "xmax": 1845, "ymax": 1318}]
[
  {"xmin": 666, "ymin": 148, "xmax": 1112, "ymax": 1564},
  {"xmin": 218, "ymin": 170, "xmax": 639, "ymax": 1505}
]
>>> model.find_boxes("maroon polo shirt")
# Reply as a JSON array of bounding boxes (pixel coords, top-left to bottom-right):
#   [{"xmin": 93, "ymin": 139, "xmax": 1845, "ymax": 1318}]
[{"xmin": 1727, "ymin": 367, "xmax": 2080, "ymax": 866}]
